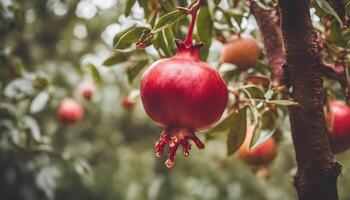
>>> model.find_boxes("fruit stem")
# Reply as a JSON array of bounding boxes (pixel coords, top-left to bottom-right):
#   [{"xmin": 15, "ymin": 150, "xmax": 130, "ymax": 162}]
[{"xmin": 184, "ymin": 0, "xmax": 201, "ymax": 47}]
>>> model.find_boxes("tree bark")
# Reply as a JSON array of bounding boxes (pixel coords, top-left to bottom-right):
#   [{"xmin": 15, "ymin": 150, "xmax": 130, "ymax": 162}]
[
  {"xmin": 250, "ymin": 1, "xmax": 285, "ymax": 86},
  {"xmin": 278, "ymin": 1, "xmax": 341, "ymax": 199}
]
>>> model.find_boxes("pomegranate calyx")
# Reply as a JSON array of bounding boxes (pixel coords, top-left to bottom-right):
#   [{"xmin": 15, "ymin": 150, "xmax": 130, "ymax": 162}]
[
  {"xmin": 155, "ymin": 127, "xmax": 205, "ymax": 168},
  {"xmin": 174, "ymin": 39, "xmax": 203, "ymax": 60}
]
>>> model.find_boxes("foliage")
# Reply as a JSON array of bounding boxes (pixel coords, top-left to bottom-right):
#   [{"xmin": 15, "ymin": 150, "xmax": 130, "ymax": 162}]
[{"xmin": 1, "ymin": 0, "xmax": 350, "ymax": 199}]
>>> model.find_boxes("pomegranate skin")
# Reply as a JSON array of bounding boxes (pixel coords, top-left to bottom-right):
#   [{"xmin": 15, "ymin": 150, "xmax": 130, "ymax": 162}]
[
  {"xmin": 140, "ymin": 41, "xmax": 228, "ymax": 168},
  {"xmin": 57, "ymin": 98, "xmax": 84, "ymax": 123},
  {"xmin": 328, "ymin": 100, "xmax": 350, "ymax": 154},
  {"xmin": 220, "ymin": 35, "xmax": 260, "ymax": 70},
  {"xmin": 238, "ymin": 125, "xmax": 278, "ymax": 166},
  {"xmin": 140, "ymin": 46, "xmax": 228, "ymax": 130}
]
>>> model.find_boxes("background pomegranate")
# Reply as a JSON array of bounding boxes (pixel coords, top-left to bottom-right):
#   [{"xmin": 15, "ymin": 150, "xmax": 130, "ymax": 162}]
[
  {"xmin": 78, "ymin": 82, "xmax": 95, "ymax": 100},
  {"xmin": 327, "ymin": 100, "xmax": 350, "ymax": 154},
  {"xmin": 238, "ymin": 124, "xmax": 278, "ymax": 167},
  {"xmin": 57, "ymin": 98, "xmax": 84, "ymax": 123},
  {"xmin": 140, "ymin": 40, "xmax": 228, "ymax": 168},
  {"xmin": 220, "ymin": 35, "xmax": 260, "ymax": 70}
]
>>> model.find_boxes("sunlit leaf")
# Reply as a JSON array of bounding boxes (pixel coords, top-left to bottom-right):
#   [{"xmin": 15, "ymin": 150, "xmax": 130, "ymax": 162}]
[
  {"xmin": 153, "ymin": 9, "xmax": 188, "ymax": 33},
  {"xmin": 30, "ymin": 91, "xmax": 49, "ymax": 114},
  {"xmin": 316, "ymin": 0, "xmax": 343, "ymax": 27},
  {"xmin": 4, "ymin": 78, "xmax": 35, "ymax": 100},
  {"xmin": 23, "ymin": 115, "xmax": 41, "ymax": 141},
  {"xmin": 227, "ymin": 107, "xmax": 247, "ymax": 155},
  {"xmin": 103, "ymin": 52, "xmax": 129, "ymax": 66},
  {"xmin": 114, "ymin": 27, "xmax": 150, "ymax": 50},
  {"xmin": 88, "ymin": 63, "xmax": 102, "ymax": 84}
]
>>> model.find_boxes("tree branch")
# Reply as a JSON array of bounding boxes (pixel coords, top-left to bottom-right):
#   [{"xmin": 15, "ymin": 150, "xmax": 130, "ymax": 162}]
[
  {"xmin": 250, "ymin": 1, "xmax": 285, "ymax": 86},
  {"xmin": 321, "ymin": 61, "xmax": 350, "ymax": 102},
  {"xmin": 279, "ymin": 0, "xmax": 341, "ymax": 199}
]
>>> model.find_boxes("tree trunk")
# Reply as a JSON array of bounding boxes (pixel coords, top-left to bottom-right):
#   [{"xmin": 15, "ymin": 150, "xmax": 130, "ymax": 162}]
[{"xmin": 278, "ymin": 0, "xmax": 341, "ymax": 199}]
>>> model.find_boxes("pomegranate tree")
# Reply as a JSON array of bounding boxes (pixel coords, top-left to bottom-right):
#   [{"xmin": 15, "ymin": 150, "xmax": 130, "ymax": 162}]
[
  {"xmin": 140, "ymin": 4, "xmax": 228, "ymax": 168},
  {"xmin": 220, "ymin": 35, "xmax": 260, "ymax": 70},
  {"xmin": 327, "ymin": 100, "xmax": 350, "ymax": 153},
  {"xmin": 57, "ymin": 98, "xmax": 84, "ymax": 123}
]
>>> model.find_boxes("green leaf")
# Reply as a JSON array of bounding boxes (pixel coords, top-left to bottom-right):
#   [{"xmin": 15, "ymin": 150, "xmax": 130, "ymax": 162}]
[
  {"xmin": 240, "ymin": 85, "xmax": 265, "ymax": 99},
  {"xmin": 206, "ymin": 107, "xmax": 247, "ymax": 156},
  {"xmin": 197, "ymin": 5, "xmax": 212, "ymax": 61},
  {"xmin": 157, "ymin": 0, "xmax": 175, "ymax": 12},
  {"xmin": 114, "ymin": 27, "xmax": 150, "ymax": 50},
  {"xmin": 153, "ymin": 9, "xmax": 188, "ymax": 33},
  {"xmin": 266, "ymin": 99, "xmax": 298, "ymax": 106},
  {"xmin": 149, "ymin": 11, "xmax": 159, "ymax": 27},
  {"xmin": 250, "ymin": 124, "xmax": 275, "ymax": 150},
  {"xmin": 158, "ymin": 30, "xmax": 173, "ymax": 57},
  {"xmin": 23, "ymin": 116, "xmax": 41, "ymax": 142},
  {"xmin": 197, "ymin": 5, "xmax": 212, "ymax": 46},
  {"xmin": 113, "ymin": 25, "xmax": 137, "ymax": 47},
  {"xmin": 30, "ymin": 91, "xmax": 49, "ymax": 114},
  {"xmin": 316, "ymin": 0, "xmax": 343, "ymax": 27},
  {"xmin": 4, "ymin": 78, "xmax": 35, "ymax": 100},
  {"xmin": 164, "ymin": 26, "xmax": 174, "ymax": 47},
  {"xmin": 226, "ymin": 107, "xmax": 247, "ymax": 155},
  {"xmin": 103, "ymin": 52, "xmax": 129, "ymax": 66},
  {"xmin": 88, "ymin": 64, "xmax": 102, "ymax": 84},
  {"xmin": 125, "ymin": 0, "xmax": 137, "ymax": 17},
  {"xmin": 127, "ymin": 59, "xmax": 149, "ymax": 83}
]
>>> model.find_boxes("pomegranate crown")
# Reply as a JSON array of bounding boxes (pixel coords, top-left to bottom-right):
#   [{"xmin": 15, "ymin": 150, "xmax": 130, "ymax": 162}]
[{"xmin": 174, "ymin": 39, "xmax": 203, "ymax": 59}]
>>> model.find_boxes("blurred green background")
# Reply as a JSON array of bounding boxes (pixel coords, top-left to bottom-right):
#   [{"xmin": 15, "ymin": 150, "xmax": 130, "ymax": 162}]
[{"xmin": 1, "ymin": 0, "xmax": 350, "ymax": 199}]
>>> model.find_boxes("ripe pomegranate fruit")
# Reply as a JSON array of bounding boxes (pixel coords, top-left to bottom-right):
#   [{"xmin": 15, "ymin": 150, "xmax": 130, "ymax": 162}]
[
  {"xmin": 57, "ymin": 98, "xmax": 84, "ymax": 123},
  {"xmin": 238, "ymin": 125, "xmax": 278, "ymax": 167},
  {"xmin": 327, "ymin": 100, "xmax": 350, "ymax": 154},
  {"xmin": 140, "ymin": 40, "xmax": 228, "ymax": 168},
  {"xmin": 78, "ymin": 82, "xmax": 95, "ymax": 101},
  {"xmin": 220, "ymin": 35, "xmax": 260, "ymax": 70}
]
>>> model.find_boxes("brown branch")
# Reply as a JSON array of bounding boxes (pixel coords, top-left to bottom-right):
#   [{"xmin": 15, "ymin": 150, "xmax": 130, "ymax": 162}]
[
  {"xmin": 321, "ymin": 62, "xmax": 350, "ymax": 103},
  {"xmin": 279, "ymin": 0, "xmax": 341, "ymax": 199},
  {"xmin": 328, "ymin": 0, "xmax": 347, "ymax": 25},
  {"xmin": 250, "ymin": 1, "xmax": 285, "ymax": 86}
]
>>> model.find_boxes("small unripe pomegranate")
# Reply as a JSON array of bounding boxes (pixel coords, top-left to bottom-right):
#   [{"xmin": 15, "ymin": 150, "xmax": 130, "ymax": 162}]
[
  {"xmin": 238, "ymin": 125, "xmax": 278, "ymax": 166},
  {"xmin": 78, "ymin": 82, "xmax": 95, "ymax": 100},
  {"xmin": 122, "ymin": 96, "xmax": 136, "ymax": 110},
  {"xmin": 122, "ymin": 90, "xmax": 139, "ymax": 110},
  {"xmin": 220, "ymin": 35, "xmax": 260, "ymax": 70},
  {"xmin": 140, "ymin": 40, "xmax": 228, "ymax": 168},
  {"xmin": 57, "ymin": 98, "xmax": 84, "ymax": 123},
  {"xmin": 327, "ymin": 100, "xmax": 350, "ymax": 154}
]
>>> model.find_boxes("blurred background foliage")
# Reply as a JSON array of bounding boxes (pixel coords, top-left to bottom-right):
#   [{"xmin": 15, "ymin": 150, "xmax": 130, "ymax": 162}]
[{"xmin": 1, "ymin": 0, "xmax": 350, "ymax": 200}]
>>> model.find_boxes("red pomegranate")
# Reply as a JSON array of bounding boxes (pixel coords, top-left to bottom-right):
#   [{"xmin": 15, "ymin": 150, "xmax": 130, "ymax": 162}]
[
  {"xmin": 238, "ymin": 125, "xmax": 278, "ymax": 166},
  {"xmin": 57, "ymin": 98, "xmax": 84, "ymax": 123},
  {"xmin": 327, "ymin": 100, "xmax": 350, "ymax": 154},
  {"xmin": 78, "ymin": 82, "xmax": 95, "ymax": 100},
  {"xmin": 140, "ymin": 40, "xmax": 228, "ymax": 168},
  {"xmin": 220, "ymin": 35, "xmax": 260, "ymax": 70}
]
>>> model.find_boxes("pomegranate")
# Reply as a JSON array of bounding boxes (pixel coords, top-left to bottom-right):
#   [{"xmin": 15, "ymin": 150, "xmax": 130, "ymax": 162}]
[
  {"xmin": 57, "ymin": 98, "xmax": 84, "ymax": 123},
  {"xmin": 220, "ymin": 35, "xmax": 260, "ymax": 70},
  {"xmin": 122, "ymin": 96, "xmax": 136, "ymax": 110},
  {"xmin": 140, "ymin": 39, "xmax": 228, "ymax": 167},
  {"xmin": 327, "ymin": 100, "xmax": 350, "ymax": 154},
  {"xmin": 238, "ymin": 124, "xmax": 278, "ymax": 167},
  {"xmin": 78, "ymin": 82, "xmax": 95, "ymax": 100}
]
